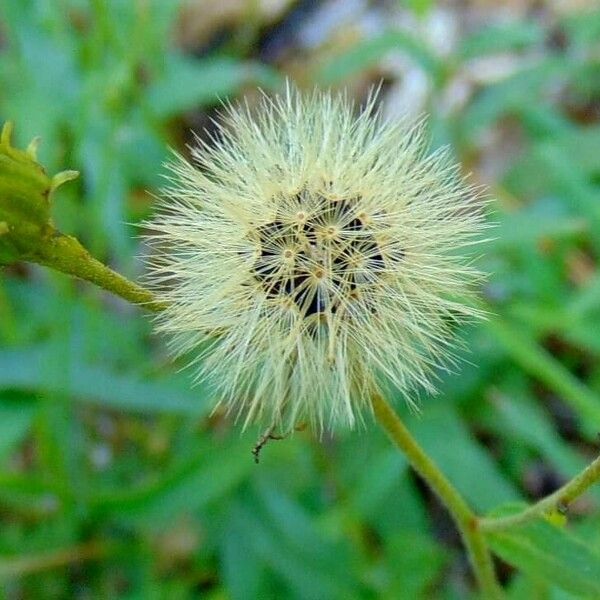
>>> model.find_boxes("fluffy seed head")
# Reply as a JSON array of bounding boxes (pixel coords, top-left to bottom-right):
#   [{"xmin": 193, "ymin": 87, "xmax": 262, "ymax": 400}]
[{"xmin": 144, "ymin": 86, "xmax": 488, "ymax": 431}]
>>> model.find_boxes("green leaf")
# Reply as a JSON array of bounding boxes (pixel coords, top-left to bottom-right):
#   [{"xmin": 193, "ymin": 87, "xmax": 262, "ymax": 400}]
[
  {"xmin": 147, "ymin": 54, "xmax": 281, "ymax": 118},
  {"xmin": 459, "ymin": 57, "xmax": 570, "ymax": 139},
  {"xmin": 562, "ymin": 9, "xmax": 600, "ymax": 47},
  {"xmin": 486, "ymin": 318, "xmax": 600, "ymax": 438},
  {"xmin": 341, "ymin": 438, "xmax": 430, "ymax": 535},
  {"xmin": 0, "ymin": 395, "xmax": 37, "ymax": 460},
  {"xmin": 221, "ymin": 512, "xmax": 264, "ymax": 600},
  {"xmin": 0, "ymin": 345, "xmax": 207, "ymax": 416},
  {"xmin": 349, "ymin": 448, "xmax": 407, "ymax": 518},
  {"xmin": 458, "ymin": 23, "xmax": 543, "ymax": 60},
  {"xmin": 507, "ymin": 573, "xmax": 576, "ymax": 599},
  {"xmin": 226, "ymin": 502, "xmax": 357, "ymax": 600},
  {"xmin": 91, "ymin": 436, "xmax": 253, "ymax": 525},
  {"xmin": 385, "ymin": 531, "xmax": 448, "ymax": 599},
  {"xmin": 491, "ymin": 389, "xmax": 589, "ymax": 482},
  {"xmin": 316, "ymin": 30, "xmax": 442, "ymax": 85},
  {"xmin": 404, "ymin": 401, "xmax": 519, "ymax": 511},
  {"xmin": 487, "ymin": 505, "xmax": 600, "ymax": 597},
  {"xmin": 491, "ymin": 199, "xmax": 587, "ymax": 251},
  {"xmin": 255, "ymin": 481, "xmax": 355, "ymax": 584},
  {"xmin": 568, "ymin": 273, "xmax": 600, "ymax": 320},
  {"xmin": 405, "ymin": 0, "xmax": 434, "ymax": 17}
]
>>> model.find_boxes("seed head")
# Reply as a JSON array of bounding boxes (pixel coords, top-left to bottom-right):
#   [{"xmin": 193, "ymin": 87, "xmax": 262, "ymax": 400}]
[{"xmin": 144, "ymin": 86, "xmax": 488, "ymax": 431}]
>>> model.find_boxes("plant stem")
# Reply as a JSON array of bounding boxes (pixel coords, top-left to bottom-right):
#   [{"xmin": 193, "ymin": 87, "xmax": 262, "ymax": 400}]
[
  {"xmin": 32, "ymin": 231, "xmax": 166, "ymax": 312},
  {"xmin": 0, "ymin": 540, "xmax": 110, "ymax": 579},
  {"xmin": 480, "ymin": 452, "xmax": 600, "ymax": 533},
  {"xmin": 371, "ymin": 393, "xmax": 503, "ymax": 599}
]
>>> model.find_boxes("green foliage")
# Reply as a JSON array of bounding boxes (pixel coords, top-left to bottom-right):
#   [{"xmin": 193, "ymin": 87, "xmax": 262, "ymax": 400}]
[
  {"xmin": 0, "ymin": 123, "xmax": 54, "ymax": 264},
  {"xmin": 147, "ymin": 55, "xmax": 281, "ymax": 118},
  {"xmin": 1, "ymin": 1, "xmax": 600, "ymax": 598},
  {"xmin": 316, "ymin": 30, "xmax": 443, "ymax": 85},
  {"xmin": 486, "ymin": 504, "xmax": 600, "ymax": 597}
]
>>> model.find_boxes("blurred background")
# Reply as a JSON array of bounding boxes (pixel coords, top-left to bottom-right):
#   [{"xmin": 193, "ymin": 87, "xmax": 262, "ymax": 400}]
[{"xmin": 1, "ymin": 0, "xmax": 600, "ymax": 598}]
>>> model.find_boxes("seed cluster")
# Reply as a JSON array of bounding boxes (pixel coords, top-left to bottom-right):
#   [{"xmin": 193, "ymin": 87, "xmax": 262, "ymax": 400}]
[
  {"xmin": 251, "ymin": 191, "xmax": 397, "ymax": 320},
  {"xmin": 146, "ymin": 87, "xmax": 487, "ymax": 430}
]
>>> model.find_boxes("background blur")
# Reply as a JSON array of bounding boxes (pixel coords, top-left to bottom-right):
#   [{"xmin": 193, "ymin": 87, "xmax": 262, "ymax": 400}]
[{"xmin": 1, "ymin": 1, "xmax": 600, "ymax": 598}]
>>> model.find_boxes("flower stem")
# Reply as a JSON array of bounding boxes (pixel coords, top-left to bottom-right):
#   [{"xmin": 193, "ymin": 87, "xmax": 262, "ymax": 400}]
[
  {"xmin": 480, "ymin": 452, "xmax": 600, "ymax": 532},
  {"xmin": 32, "ymin": 231, "xmax": 166, "ymax": 312},
  {"xmin": 371, "ymin": 393, "xmax": 503, "ymax": 599}
]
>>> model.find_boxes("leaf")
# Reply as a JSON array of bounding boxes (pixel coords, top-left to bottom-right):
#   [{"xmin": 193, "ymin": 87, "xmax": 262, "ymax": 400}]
[
  {"xmin": 221, "ymin": 512, "xmax": 264, "ymax": 600},
  {"xmin": 146, "ymin": 54, "xmax": 281, "ymax": 118},
  {"xmin": 0, "ymin": 472, "xmax": 60, "ymax": 522},
  {"xmin": 567, "ymin": 273, "xmax": 600, "ymax": 320},
  {"xmin": 0, "ymin": 395, "xmax": 37, "ymax": 460},
  {"xmin": 91, "ymin": 435, "xmax": 253, "ymax": 525},
  {"xmin": 457, "ymin": 22, "xmax": 543, "ymax": 60},
  {"xmin": 77, "ymin": 117, "xmax": 131, "ymax": 257},
  {"xmin": 226, "ymin": 502, "xmax": 358, "ymax": 600},
  {"xmin": 533, "ymin": 144, "xmax": 600, "ymax": 230},
  {"xmin": 404, "ymin": 401, "xmax": 520, "ymax": 511},
  {"xmin": 316, "ymin": 30, "xmax": 442, "ymax": 85},
  {"xmin": 405, "ymin": 0, "xmax": 434, "ymax": 17},
  {"xmin": 507, "ymin": 573, "xmax": 576, "ymax": 600},
  {"xmin": 491, "ymin": 389, "xmax": 592, "ymax": 486},
  {"xmin": 341, "ymin": 437, "xmax": 430, "ymax": 535},
  {"xmin": 349, "ymin": 448, "xmax": 407, "ymax": 518},
  {"xmin": 491, "ymin": 198, "xmax": 587, "ymax": 251},
  {"xmin": 486, "ymin": 318, "xmax": 600, "ymax": 439},
  {"xmin": 459, "ymin": 57, "xmax": 570, "ymax": 140},
  {"xmin": 0, "ymin": 345, "xmax": 207, "ymax": 416},
  {"xmin": 255, "ymin": 481, "xmax": 355, "ymax": 585},
  {"xmin": 486, "ymin": 505, "xmax": 600, "ymax": 597},
  {"xmin": 385, "ymin": 531, "xmax": 448, "ymax": 599}
]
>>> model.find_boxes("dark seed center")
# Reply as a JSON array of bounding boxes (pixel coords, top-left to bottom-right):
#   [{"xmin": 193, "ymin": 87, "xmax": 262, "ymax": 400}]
[{"xmin": 251, "ymin": 197, "xmax": 398, "ymax": 317}]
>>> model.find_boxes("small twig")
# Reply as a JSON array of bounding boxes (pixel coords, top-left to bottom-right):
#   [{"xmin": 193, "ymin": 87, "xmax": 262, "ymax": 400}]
[
  {"xmin": 251, "ymin": 421, "xmax": 307, "ymax": 464},
  {"xmin": 0, "ymin": 540, "xmax": 110, "ymax": 580},
  {"xmin": 480, "ymin": 451, "xmax": 600, "ymax": 532},
  {"xmin": 252, "ymin": 425, "xmax": 285, "ymax": 463}
]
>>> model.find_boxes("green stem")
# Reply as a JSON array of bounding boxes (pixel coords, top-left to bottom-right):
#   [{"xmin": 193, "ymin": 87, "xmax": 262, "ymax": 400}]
[
  {"xmin": 0, "ymin": 540, "xmax": 110, "ymax": 579},
  {"xmin": 480, "ymin": 453, "xmax": 600, "ymax": 532},
  {"xmin": 371, "ymin": 393, "xmax": 503, "ymax": 599},
  {"xmin": 32, "ymin": 231, "xmax": 166, "ymax": 312}
]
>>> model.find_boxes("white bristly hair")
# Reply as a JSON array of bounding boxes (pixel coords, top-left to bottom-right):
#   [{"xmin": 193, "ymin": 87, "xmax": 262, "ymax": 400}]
[{"xmin": 143, "ymin": 85, "xmax": 489, "ymax": 431}]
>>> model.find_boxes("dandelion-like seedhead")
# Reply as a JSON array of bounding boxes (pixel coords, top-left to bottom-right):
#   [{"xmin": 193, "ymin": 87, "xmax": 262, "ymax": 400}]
[{"xmin": 145, "ymin": 86, "xmax": 488, "ymax": 431}]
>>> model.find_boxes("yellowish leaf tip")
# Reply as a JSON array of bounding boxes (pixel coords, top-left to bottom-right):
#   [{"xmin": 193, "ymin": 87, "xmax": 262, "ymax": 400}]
[
  {"xmin": 1, "ymin": 121, "xmax": 14, "ymax": 147},
  {"xmin": 26, "ymin": 136, "xmax": 42, "ymax": 161},
  {"xmin": 51, "ymin": 170, "xmax": 79, "ymax": 192}
]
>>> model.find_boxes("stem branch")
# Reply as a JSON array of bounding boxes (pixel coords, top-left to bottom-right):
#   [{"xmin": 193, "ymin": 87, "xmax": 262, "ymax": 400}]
[
  {"xmin": 32, "ymin": 232, "xmax": 166, "ymax": 312},
  {"xmin": 480, "ymin": 452, "xmax": 600, "ymax": 532},
  {"xmin": 0, "ymin": 540, "xmax": 110, "ymax": 579},
  {"xmin": 371, "ymin": 393, "xmax": 503, "ymax": 599}
]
